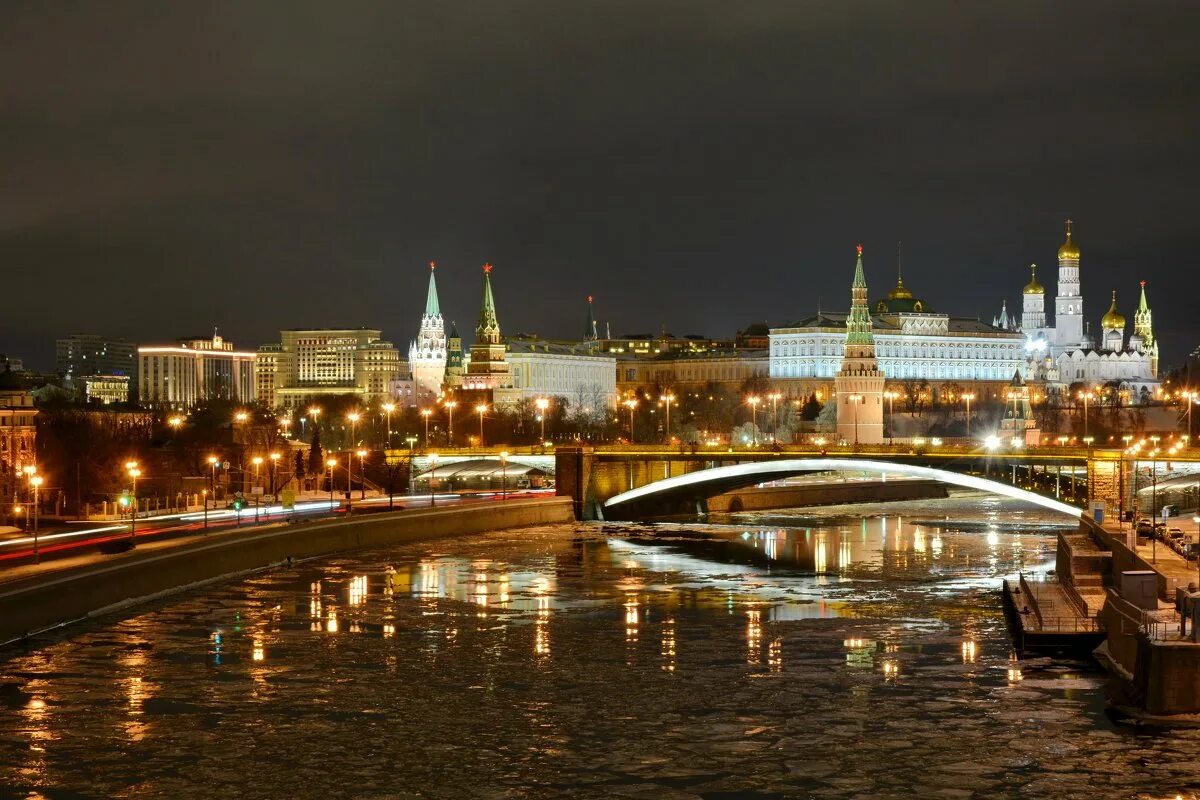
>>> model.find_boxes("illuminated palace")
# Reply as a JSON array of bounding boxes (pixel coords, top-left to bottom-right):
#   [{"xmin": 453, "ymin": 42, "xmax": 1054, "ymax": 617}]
[
  {"xmin": 1018, "ymin": 220, "xmax": 1158, "ymax": 400},
  {"xmin": 770, "ymin": 248, "xmax": 1027, "ymax": 397}
]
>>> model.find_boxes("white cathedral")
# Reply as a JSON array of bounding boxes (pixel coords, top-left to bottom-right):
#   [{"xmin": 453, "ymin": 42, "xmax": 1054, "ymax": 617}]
[
  {"xmin": 409, "ymin": 261, "xmax": 447, "ymax": 404},
  {"xmin": 1017, "ymin": 220, "xmax": 1159, "ymax": 401}
]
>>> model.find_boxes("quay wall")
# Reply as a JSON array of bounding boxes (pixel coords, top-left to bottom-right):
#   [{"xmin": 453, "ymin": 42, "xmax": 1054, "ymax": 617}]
[{"xmin": 0, "ymin": 498, "xmax": 574, "ymax": 646}]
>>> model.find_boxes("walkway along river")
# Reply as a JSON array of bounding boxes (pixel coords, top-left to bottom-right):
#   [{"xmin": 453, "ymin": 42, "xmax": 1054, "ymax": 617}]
[{"xmin": 1, "ymin": 492, "xmax": 1198, "ymax": 798}]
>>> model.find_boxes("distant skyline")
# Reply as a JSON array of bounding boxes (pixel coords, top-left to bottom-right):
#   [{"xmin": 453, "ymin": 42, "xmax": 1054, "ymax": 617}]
[{"xmin": 2, "ymin": 2, "xmax": 1198, "ymax": 369}]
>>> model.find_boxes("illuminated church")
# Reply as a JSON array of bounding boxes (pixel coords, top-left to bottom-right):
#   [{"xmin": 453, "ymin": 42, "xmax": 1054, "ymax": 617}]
[{"xmin": 1018, "ymin": 220, "xmax": 1158, "ymax": 400}]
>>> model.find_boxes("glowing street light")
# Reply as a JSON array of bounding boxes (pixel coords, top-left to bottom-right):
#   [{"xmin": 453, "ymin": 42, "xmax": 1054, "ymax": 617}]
[
  {"xmin": 443, "ymin": 399, "xmax": 458, "ymax": 445},
  {"xmin": 767, "ymin": 391, "xmax": 782, "ymax": 442},
  {"xmin": 29, "ymin": 474, "xmax": 43, "ymax": 563},
  {"xmin": 746, "ymin": 396, "xmax": 762, "ymax": 446},
  {"xmin": 661, "ymin": 393, "xmax": 676, "ymax": 443},
  {"xmin": 420, "ymin": 408, "xmax": 433, "ymax": 447},
  {"xmin": 325, "ymin": 458, "xmax": 337, "ymax": 508},
  {"xmin": 235, "ymin": 410, "xmax": 250, "ymax": 424},
  {"xmin": 984, "ymin": 435, "xmax": 1001, "ymax": 450},
  {"xmin": 961, "ymin": 392, "xmax": 976, "ymax": 439},
  {"xmin": 126, "ymin": 461, "xmax": 142, "ymax": 543},
  {"xmin": 475, "ymin": 404, "xmax": 489, "ymax": 447},
  {"xmin": 845, "ymin": 394, "xmax": 863, "ymax": 446},
  {"xmin": 535, "ymin": 397, "xmax": 550, "ymax": 443},
  {"xmin": 356, "ymin": 448, "xmax": 367, "ymax": 500},
  {"xmin": 346, "ymin": 411, "xmax": 361, "ymax": 449},
  {"xmin": 382, "ymin": 402, "xmax": 396, "ymax": 447},
  {"xmin": 1078, "ymin": 390, "xmax": 1095, "ymax": 439},
  {"xmin": 623, "ymin": 398, "xmax": 638, "ymax": 443}
]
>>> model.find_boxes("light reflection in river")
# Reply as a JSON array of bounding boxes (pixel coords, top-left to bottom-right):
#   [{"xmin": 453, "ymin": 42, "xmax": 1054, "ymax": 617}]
[{"xmin": 2, "ymin": 493, "xmax": 1199, "ymax": 798}]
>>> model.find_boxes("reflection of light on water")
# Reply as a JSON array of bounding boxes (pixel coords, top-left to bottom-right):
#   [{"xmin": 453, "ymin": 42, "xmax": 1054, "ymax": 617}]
[
  {"xmin": 746, "ymin": 608, "xmax": 762, "ymax": 665},
  {"xmin": 348, "ymin": 575, "xmax": 368, "ymax": 606},
  {"xmin": 882, "ymin": 659, "xmax": 900, "ymax": 680},
  {"xmin": 499, "ymin": 574, "xmax": 510, "ymax": 605},
  {"xmin": 932, "ymin": 533, "xmax": 943, "ymax": 557},
  {"xmin": 913, "ymin": 526, "xmax": 925, "ymax": 552},
  {"xmin": 987, "ymin": 530, "xmax": 999, "ymax": 549},
  {"xmin": 838, "ymin": 538, "xmax": 852, "ymax": 571},
  {"xmin": 326, "ymin": 609, "xmax": 338, "ymax": 633},
  {"xmin": 844, "ymin": 638, "xmax": 874, "ymax": 668},
  {"xmin": 382, "ymin": 623, "xmax": 395, "ymax": 638},
  {"xmin": 1008, "ymin": 667, "xmax": 1023, "ymax": 683},
  {"xmin": 814, "ymin": 534, "xmax": 827, "ymax": 573},
  {"xmin": 625, "ymin": 593, "xmax": 640, "ymax": 648},
  {"xmin": 533, "ymin": 576, "xmax": 551, "ymax": 660},
  {"xmin": 660, "ymin": 618, "xmax": 676, "ymax": 672},
  {"xmin": 252, "ymin": 637, "xmax": 265, "ymax": 662},
  {"xmin": 211, "ymin": 631, "xmax": 223, "ymax": 665},
  {"xmin": 961, "ymin": 640, "xmax": 977, "ymax": 664},
  {"xmin": 768, "ymin": 638, "xmax": 783, "ymax": 673}
]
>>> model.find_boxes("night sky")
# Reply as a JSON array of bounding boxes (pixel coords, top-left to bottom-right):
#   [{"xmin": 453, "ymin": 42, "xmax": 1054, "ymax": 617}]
[{"xmin": 3, "ymin": 2, "xmax": 1198, "ymax": 369}]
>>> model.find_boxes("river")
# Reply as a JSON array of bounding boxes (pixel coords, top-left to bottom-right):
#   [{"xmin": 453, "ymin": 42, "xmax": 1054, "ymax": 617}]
[{"xmin": 1, "ymin": 492, "xmax": 1198, "ymax": 799}]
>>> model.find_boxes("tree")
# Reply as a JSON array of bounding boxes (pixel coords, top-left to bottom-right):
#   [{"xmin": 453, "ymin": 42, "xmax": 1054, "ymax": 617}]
[
  {"xmin": 307, "ymin": 427, "xmax": 324, "ymax": 476},
  {"xmin": 294, "ymin": 449, "xmax": 307, "ymax": 482},
  {"xmin": 800, "ymin": 393, "xmax": 823, "ymax": 421}
]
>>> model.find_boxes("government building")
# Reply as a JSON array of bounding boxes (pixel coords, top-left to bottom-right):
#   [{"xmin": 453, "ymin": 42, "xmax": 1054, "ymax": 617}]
[
  {"xmin": 255, "ymin": 328, "xmax": 404, "ymax": 410},
  {"xmin": 769, "ymin": 251, "xmax": 1026, "ymax": 398},
  {"xmin": 138, "ymin": 332, "xmax": 257, "ymax": 409}
]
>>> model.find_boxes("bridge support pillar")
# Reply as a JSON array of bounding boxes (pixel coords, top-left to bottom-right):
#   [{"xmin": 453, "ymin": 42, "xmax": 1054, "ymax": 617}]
[
  {"xmin": 555, "ymin": 446, "xmax": 596, "ymax": 520},
  {"xmin": 1087, "ymin": 456, "xmax": 1122, "ymax": 518}
]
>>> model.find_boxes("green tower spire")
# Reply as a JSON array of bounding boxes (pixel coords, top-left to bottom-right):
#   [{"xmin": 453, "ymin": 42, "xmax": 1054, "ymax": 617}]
[
  {"xmin": 584, "ymin": 295, "xmax": 597, "ymax": 340},
  {"xmin": 476, "ymin": 263, "xmax": 501, "ymax": 344},
  {"xmin": 845, "ymin": 244, "xmax": 875, "ymax": 346},
  {"xmin": 424, "ymin": 261, "xmax": 441, "ymax": 317}
]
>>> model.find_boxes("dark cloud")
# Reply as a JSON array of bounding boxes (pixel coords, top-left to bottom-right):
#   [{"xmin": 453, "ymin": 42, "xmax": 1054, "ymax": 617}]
[{"xmin": 1, "ymin": 1, "xmax": 1198, "ymax": 366}]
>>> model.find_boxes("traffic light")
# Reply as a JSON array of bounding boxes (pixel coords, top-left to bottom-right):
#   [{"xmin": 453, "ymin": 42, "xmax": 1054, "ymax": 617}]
[
  {"xmin": 118, "ymin": 491, "xmax": 131, "ymax": 508},
  {"xmin": 232, "ymin": 496, "xmax": 245, "ymax": 511}
]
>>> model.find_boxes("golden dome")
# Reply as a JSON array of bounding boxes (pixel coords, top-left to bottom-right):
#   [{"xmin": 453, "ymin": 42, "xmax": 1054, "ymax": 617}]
[
  {"xmin": 1023, "ymin": 263, "xmax": 1044, "ymax": 294},
  {"xmin": 1101, "ymin": 291, "xmax": 1125, "ymax": 330},
  {"xmin": 887, "ymin": 276, "xmax": 913, "ymax": 301},
  {"xmin": 1058, "ymin": 218, "xmax": 1080, "ymax": 261}
]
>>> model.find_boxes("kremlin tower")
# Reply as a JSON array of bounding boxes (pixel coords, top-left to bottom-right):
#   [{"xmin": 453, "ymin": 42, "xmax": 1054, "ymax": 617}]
[
  {"xmin": 463, "ymin": 263, "xmax": 513, "ymax": 393},
  {"xmin": 1053, "ymin": 219, "xmax": 1084, "ymax": 350},
  {"xmin": 835, "ymin": 245, "xmax": 885, "ymax": 445},
  {"xmin": 408, "ymin": 262, "xmax": 447, "ymax": 403}
]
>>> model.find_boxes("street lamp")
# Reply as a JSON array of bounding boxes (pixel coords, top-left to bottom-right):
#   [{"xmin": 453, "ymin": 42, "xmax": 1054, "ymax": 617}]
[
  {"xmin": 269, "ymin": 452, "xmax": 281, "ymax": 497},
  {"xmin": 429, "ymin": 453, "xmax": 439, "ymax": 507},
  {"xmin": 356, "ymin": 449, "xmax": 367, "ymax": 500},
  {"xmin": 767, "ymin": 392, "xmax": 781, "ymax": 442},
  {"xmin": 235, "ymin": 410, "xmax": 250, "ymax": 424},
  {"xmin": 846, "ymin": 394, "xmax": 863, "ymax": 446},
  {"xmin": 306, "ymin": 405, "xmax": 322, "ymax": 438},
  {"xmin": 623, "ymin": 398, "xmax": 638, "ymax": 443},
  {"xmin": 444, "ymin": 399, "xmax": 458, "ymax": 446},
  {"xmin": 346, "ymin": 411, "xmax": 361, "ymax": 449},
  {"xmin": 126, "ymin": 461, "xmax": 141, "ymax": 543},
  {"xmin": 251, "ymin": 456, "xmax": 264, "ymax": 521},
  {"xmin": 208, "ymin": 455, "xmax": 219, "ymax": 508},
  {"xmin": 884, "ymin": 390, "xmax": 900, "ymax": 440},
  {"xmin": 535, "ymin": 397, "xmax": 550, "ymax": 443},
  {"xmin": 1078, "ymin": 390, "xmax": 1094, "ymax": 439},
  {"xmin": 420, "ymin": 408, "xmax": 433, "ymax": 447},
  {"xmin": 661, "ymin": 393, "xmax": 675, "ymax": 443},
  {"xmin": 382, "ymin": 402, "xmax": 395, "ymax": 448},
  {"xmin": 201, "ymin": 489, "xmax": 208, "ymax": 530},
  {"xmin": 167, "ymin": 415, "xmax": 185, "ymax": 439},
  {"xmin": 29, "ymin": 474, "xmax": 43, "ymax": 563},
  {"xmin": 499, "ymin": 450, "xmax": 509, "ymax": 500},
  {"xmin": 746, "ymin": 396, "xmax": 761, "ymax": 446},
  {"xmin": 325, "ymin": 458, "xmax": 337, "ymax": 510},
  {"xmin": 962, "ymin": 392, "xmax": 976, "ymax": 439},
  {"xmin": 476, "ymin": 404, "xmax": 488, "ymax": 447}
]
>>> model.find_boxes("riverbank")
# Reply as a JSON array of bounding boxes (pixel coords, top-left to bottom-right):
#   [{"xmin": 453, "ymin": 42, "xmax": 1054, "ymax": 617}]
[{"xmin": 0, "ymin": 497, "xmax": 573, "ymax": 646}]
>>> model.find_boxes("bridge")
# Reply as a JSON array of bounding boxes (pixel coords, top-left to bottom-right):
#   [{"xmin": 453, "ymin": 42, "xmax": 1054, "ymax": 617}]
[{"xmin": 553, "ymin": 443, "xmax": 1196, "ymax": 520}]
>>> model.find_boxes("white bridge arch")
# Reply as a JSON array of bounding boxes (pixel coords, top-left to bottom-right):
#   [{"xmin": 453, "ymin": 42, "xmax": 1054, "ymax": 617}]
[{"xmin": 602, "ymin": 458, "xmax": 1082, "ymax": 518}]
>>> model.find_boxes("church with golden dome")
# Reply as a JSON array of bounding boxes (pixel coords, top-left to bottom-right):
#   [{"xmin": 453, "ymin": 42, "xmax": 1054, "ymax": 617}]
[{"xmin": 1019, "ymin": 220, "xmax": 1159, "ymax": 401}]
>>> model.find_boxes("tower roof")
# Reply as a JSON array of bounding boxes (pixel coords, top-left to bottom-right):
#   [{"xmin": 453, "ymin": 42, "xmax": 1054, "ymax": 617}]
[
  {"xmin": 1137, "ymin": 279, "xmax": 1150, "ymax": 312},
  {"xmin": 584, "ymin": 295, "xmax": 597, "ymax": 340},
  {"xmin": 476, "ymin": 263, "xmax": 500, "ymax": 339},
  {"xmin": 1058, "ymin": 219, "xmax": 1080, "ymax": 261},
  {"xmin": 852, "ymin": 244, "xmax": 867, "ymax": 289},
  {"xmin": 1023, "ymin": 263, "xmax": 1044, "ymax": 294},
  {"xmin": 1101, "ymin": 290, "xmax": 1126, "ymax": 330},
  {"xmin": 424, "ymin": 261, "xmax": 441, "ymax": 317}
]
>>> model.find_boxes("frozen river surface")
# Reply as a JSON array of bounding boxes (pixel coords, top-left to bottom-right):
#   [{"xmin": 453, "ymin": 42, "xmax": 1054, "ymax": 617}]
[{"xmin": 2, "ymin": 493, "xmax": 1199, "ymax": 799}]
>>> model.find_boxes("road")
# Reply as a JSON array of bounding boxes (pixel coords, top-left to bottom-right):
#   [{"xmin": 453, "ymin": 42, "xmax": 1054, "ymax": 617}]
[{"xmin": 0, "ymin": 489, "xmax": 554, "ymax": 571}]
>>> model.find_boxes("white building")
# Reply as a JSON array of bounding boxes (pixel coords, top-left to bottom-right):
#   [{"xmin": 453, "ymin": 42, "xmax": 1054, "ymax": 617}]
[
  {"xmin": 408, "ymin": 262, "xmax": 447, "ymax": 405},
  {"xmin": 1019, "ymin": 221, "xmax": 1158, "ymax": 399},
  {"xmin": 256, "ymin": 329, "xmax": 406, "ymax": 410},
  {"xmin": 138, "ymin": 333, "xmax": 256, "ymax": 409},
  {"xmin": 505, "ymin": 338, "xmax": 618, "ymax": 411}
]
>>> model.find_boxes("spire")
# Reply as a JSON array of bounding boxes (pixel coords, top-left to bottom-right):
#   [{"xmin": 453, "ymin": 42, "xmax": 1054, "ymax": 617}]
[
  {"xmin": 584, "ymin": 295, "xmax": 597, "ymax": 340},
  {"xmin": 476, "ymin": 263, "xmax": 501, "ymax": 343},
  {"xmin": 1138, "ymin": 280, "xmax": 1150, "ymax": 311},
  {"xmin": 424, "ymin": 261, "xmax": 441, "ymax": 317},
  {"xmin": 846, "ymin": 244, "xmax": 874, "ymax": 346},
  {"xmin": 1058, "ymin": 218, "xmax": 1080, "ymax": 262},
  {"xmin": 1134, "ymin": 279, "xmax": 1154, "ymax": 347}
]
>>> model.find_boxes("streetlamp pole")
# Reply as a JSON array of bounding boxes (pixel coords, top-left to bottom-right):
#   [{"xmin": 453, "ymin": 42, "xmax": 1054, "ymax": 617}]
[
  {"xmin": 476, "ymin": 404, "xmax": 488, "ymax": 447},
  {"xmin": 747, "ymin": 396, "xmax": 760, "ymax": 446},
  {"xmin": 962, "ymin": 392, "xmax": 975, "ymax": 440},
  {"xmin": 30, "ymin": 474, "xmax": 42, "ymax": 563},
  {"xmin": 421, "ymin": 408, "xmax": 432, "ymax": 447},
  {"xmin": 252, "ymin": 456, "xmax": 263, "ymax": 521},
  {"xmin": 624, "ymin": 398, "xmax": 638, "ymax": 443},
  {"xmin": 126, "ymin": 461, "xmax": 140, "ymax": 544},
  {"xmin": 499, "ymin": 450, "xmax": 508, "ymax": 500},
  {"xmin": 347, "ymin": 411, "xmax": 360, "ymax": 451},
  {"xmin": 383, "ymin": 402, "xmax": 395, "ymax": 449},
  {"xmin": 356, "ymin": 449, "xmax": 367, "ymax": 500},
  {"xmin": 429, "ymin": 453, "xmax": 439, "ymax": 507},
  {"xmin": 535, "ymin": 398, "xmax": 549, "ymax": 444},
  {"xmin": 445, "ymin": 400, "xmax": 457, "ymax": 446},
  {"xmin": 326, "ymin": 458, "xmax": 337, "ymax": 511}
]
